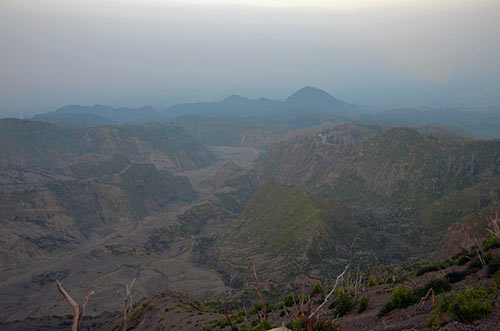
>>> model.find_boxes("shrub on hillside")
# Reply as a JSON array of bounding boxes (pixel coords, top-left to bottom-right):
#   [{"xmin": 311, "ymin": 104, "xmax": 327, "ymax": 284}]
[
  {"xmin": 483, "ymin": 236, "xmax": 500, "ymax": 251},
  {"xmin": 412, "ymin": 278, "xmax": 451, "ymax": 298},
  {"xmin": 445, "ymin": 270, "xmax": 468, "ymax": 283},
  {"xmin": 329, "ymin": 290, "xmax": 353, "ymax": 317},
  {"xmin": 465, "ymin": 258, "xmax": 484, "ymax": 274},
  {"xmin": 283, "ymin": 293, "xmax": 296, "ymax": 307},
  {"xmin": 487, "ymin": 256, "xmax": 500, "ymax": 277},
  {"xmin": 287, "ymin": 314, "xmax": 342, "ymax": 331},
  {"xmin": 252, "ymin": 318, "xmax": 272, "ymax": 331},
  {"xmin": 494, "ymin": 270, "xmax": 500, "ymax": 288},
  {"xmin": 367, "ymin": 278, "xmax": 384, "ymax": 287},
  {"xmin": 357, "ymin": 296, "xmax": 369, "ymax": 313},
  {"xmin": 310, "ymin": 283, "xmax": 325, "ymax": 296},
  {"xmin": 427, "ymin": 284, "xmax": 498, "ymax": 329},
  {"xmin": 416, "ymin": 263, "xmax": 441, "ymax": 276},
  {"xmin": 378, "ymin": 285, "xmax": 419, "ymax": 317}
]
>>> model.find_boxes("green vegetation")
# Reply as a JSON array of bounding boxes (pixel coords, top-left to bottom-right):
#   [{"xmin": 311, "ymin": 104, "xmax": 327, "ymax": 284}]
[
  {"xmin": 484, "ymin": 236, "xmax": 500, "ymax": 251},
  {"xmin": 329, "ymin": 290, "xmax": 353, "ymax": 317},
  {"xmin": 379, "ymin": 278, "xmax": 452, "ymax": 317},
  {"xmin": 378, "ymin": 285, "xmax": 419, "ymax": 317},
  {"xmin": 494, "ymin": 270, "xmax": 500, "ymax": 288},
  {"xmin": 257, "ymin": 124, "xmax": 500, "ymax": 257},
  {"xmin": 415, "ymin": 260, "xmax": 453, "ymax": 276},
  {"xmin": 413, "ymin": 278, "xmax": 452, "ymax": 298},
  {"xmin": 223, "ymin": 177, "xmax": 368, "ymax": 279},
  {"xmin": 287, "ymin": 314, "xmax": 342, "ymax": 331},
  {"xmin": 487, "ymin": 256, "xmax": 500, "ymax": 277},
  {"xmin": 427, "ymin": 284, "xmax": 498, "ymax": 329},
  {"xmin": 445, "ymin": 270, "xmax": 469, "ymax": 284},
  {"xmin": 251, "ymin": 318, "xmax": 272, "ymax": 331},
  {"xmin": 310, "ymin": 283, "xmax": 325, "ymax": 296},
  {"xmin": 367, "ymin": 278, "xmax": 385, "ymax": 287},
  {"xmin": 357, "ymin": 296, "xmax": 369, "ymax": 313},
  {"xmin": 442, "ymin": 239, "xmax": 500, "ymax": 283},
  {"xmin": 283, "ymin": 293, "xmax": 296, "ymax": 307}
]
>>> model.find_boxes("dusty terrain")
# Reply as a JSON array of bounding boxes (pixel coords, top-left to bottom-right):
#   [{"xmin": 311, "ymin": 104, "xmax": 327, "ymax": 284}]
[
  {"xmin": 94, "ymin": 248, "xmax": 500, "ymax": 331},
  {"xmin": 0, "ymin": 146, "xmax": 262, "ymax": 324}
]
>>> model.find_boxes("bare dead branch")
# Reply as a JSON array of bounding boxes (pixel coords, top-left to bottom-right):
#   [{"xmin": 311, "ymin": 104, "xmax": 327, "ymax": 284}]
[
  {"xmin": 349, "ymin": 233, "xmax": 360, "ymax": 264},
  {"xmin": 56, "ymin": 280, "xmax": 95, "ymax": 331},
  {"xmin": 477, "ymin": 249, "xmax": 487, "ymax": 268},
  {"xmin": 407, "ymin": 278, "xmax": 419, "ymax": 290},
  {"xmin": 225, "ymin": 303, "xmax": 236, "ymax": 331},
  {"xmin": 242, "ymin": 301, "xmax": 248, "ymax": 320},
  {"xmin": 122, "ymin": 278, "xmax": 136, "ymax": 331},
  {"xmin": 418, "ymin": 288, "xmax": 435, "ymax": 309},
  {"xmin": 251, "ymin": 260, "xmax": 268, "ymax": 320},
  {"xmin": 78, "ymin": 290, "xmax": 95, "ymax": 330},
  {"xmin": 300, "ymin": 283, "xmax": 305, "ymax": 315},
  {"xmin": 486, "ymin": 228, "xmax": 498, "ymax": 237},
  {"xmin": 487, "ymin": 209, "xmax": 500, "ymax": 238},
  {"xmin": 56, "ymin": 280, "xmax": 80, "ymax": 331},
  {"xmin": 308, "ymin": 264, "xmax": 350, "ymax": 319}
]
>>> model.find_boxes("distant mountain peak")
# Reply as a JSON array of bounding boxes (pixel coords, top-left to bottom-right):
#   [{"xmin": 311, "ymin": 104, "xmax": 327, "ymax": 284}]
[
  {"xmin": 294, "ymin": 86, "xmax": 330, "ymax": 94},
  {"xmin": 286, "ymin": 86, "xmax": 340, "ymax": 105},
  {"xmin": 223, "ymin": 94, "xmax": 249, "ymax": 103}
]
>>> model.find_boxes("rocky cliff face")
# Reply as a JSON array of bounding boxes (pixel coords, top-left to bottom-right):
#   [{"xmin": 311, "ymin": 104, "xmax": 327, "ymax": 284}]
[{"xmin": 0, "ymin": 159, "xmax": 196, "ymax": 258}]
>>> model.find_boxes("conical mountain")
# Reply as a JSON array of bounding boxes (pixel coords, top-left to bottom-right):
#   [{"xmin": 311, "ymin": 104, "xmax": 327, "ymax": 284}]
[
  {"xmin": 286, "ymin": 86, "xmax": 342, "ymax": 106},
  {"xmin": 285, "ymin": 86, "xmax": 361, "ymax": 115}
]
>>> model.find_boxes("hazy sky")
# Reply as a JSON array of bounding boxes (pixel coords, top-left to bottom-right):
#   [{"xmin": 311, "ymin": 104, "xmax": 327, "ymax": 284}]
[{"xmin": 1, "ymin": 0, "xmax": 500, "ymax": 116}]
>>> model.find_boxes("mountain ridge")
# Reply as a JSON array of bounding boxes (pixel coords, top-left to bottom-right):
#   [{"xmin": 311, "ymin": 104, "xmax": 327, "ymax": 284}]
[{"xmin": 30, "ymin": 86, "xmax": 363, "ymax": 123}]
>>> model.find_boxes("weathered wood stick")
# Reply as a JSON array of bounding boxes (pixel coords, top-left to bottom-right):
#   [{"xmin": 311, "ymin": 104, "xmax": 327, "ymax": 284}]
[
  {"xmin": 251, "ymin": 260, "xmax": 268, "ymax": 320},
  {"xmin": 308, "ymin": 264, "xmax": 349, "ymax": 319}
]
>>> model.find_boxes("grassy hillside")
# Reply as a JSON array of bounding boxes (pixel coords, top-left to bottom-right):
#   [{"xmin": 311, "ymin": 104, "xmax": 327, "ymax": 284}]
[
  {"xmin": 219, "ymin": 178, "xmax": 372, "ymax": 285},
  {"xmin": 256, "ymin": 125, "xmax": 500, "ymax": 257}
]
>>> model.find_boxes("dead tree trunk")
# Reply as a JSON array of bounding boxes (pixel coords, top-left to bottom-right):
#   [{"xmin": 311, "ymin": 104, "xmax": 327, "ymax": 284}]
[
  {"xmin": 486, "ymin": 209, "xmax": 500, "ymax": 238},
  {"xmin": 56, "ymin": 280, "xmax": 95, "ymax": 331},
  {"xmin": 224, "ymin": 303, "xmax": 236, "ymax": 331},
  {"xmin": 251, "ymin": 260, "xmax": 268, "ymax": 320},
  {"xmin": 122, "ymin": 278, "xmax": 136, "ymax": 331},
  {"xmin": 308, "ymin": 264, "xmax": 349, "ymax": 319}
]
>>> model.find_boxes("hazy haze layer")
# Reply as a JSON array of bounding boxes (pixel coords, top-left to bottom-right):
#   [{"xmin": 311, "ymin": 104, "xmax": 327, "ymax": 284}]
[{"xmin": 1, "ymin": 0, "xmax": 499, "ymax": 115}]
